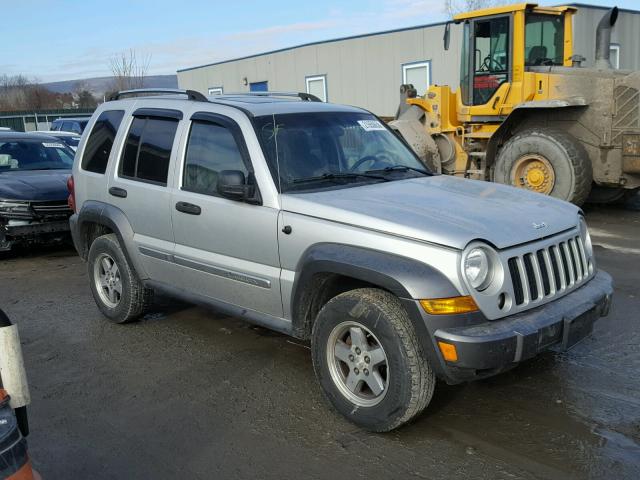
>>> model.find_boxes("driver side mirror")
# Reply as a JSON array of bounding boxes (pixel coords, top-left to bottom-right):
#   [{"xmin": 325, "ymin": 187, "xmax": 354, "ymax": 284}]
[
  {"xmin": 443, "ymin": 22, "xmax": 451, "ymax": 51},
  {"xmin": 217, "ymin": 170, "xmax": 255, "ymax": 201}
]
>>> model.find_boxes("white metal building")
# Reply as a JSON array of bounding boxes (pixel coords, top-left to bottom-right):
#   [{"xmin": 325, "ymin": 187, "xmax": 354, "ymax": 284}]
[{"xmin": 177, "ymin": 3, "xmax": 640, "ymax": 117}]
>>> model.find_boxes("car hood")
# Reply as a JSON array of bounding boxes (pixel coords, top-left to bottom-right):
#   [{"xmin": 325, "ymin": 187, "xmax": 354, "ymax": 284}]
[
  {"xmin": 281, "ymin": 175, "xmax": 580, "ymax": 250},
  {"xmin": 0, "ymin": 170, "xmax": 71, "ymax": 201}
]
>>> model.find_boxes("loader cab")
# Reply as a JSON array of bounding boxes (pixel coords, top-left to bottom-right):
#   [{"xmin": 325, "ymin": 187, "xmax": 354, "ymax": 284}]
[
  {"xmin": 460, "ymin": 14, "xmax": 511, "ymax": 107},
  {"xmin": 455, "ymin": 4, "xmax": 575, "ymax": 121}
]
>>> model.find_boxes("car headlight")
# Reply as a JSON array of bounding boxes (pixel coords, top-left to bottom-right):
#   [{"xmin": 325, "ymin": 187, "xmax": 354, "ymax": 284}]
[
  {"xmin": 0, "ymin": 200, "xmax": 31, "ymax": 218},
  {"xmin": 579, "ymin": 216, "xmax": 593, "ymax": 258},
  {"xmin": 579, "ymin": 216, "xmax": 595, "ymax": 274},
  {"xmin": 464, "ymin": 247, "xmax": 493, "ymax": 291}
]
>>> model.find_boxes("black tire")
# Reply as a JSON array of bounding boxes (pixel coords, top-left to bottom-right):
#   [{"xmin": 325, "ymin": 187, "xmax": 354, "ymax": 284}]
[
  {"xmin": 87, "ymin": 233, "xmax": 152, "ymax": 324},
  {"xmin": 311, "ymin": 288, "xmax": 435, "ymax": 432},
  {"xmin": 587, "ymin": 185, "xmax": 630, "ymax": 205},
  {"xmin": 494, "ymin": 128, "xmax": 592, "ymax": 205}
]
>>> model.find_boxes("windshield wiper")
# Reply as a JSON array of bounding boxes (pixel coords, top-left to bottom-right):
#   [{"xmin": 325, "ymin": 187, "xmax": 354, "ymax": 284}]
[
  {"xmin": 366, "ymin": 165, "xmax": 431, "ymax": 176},
  {"xmin": 291, "ymin": 172, "xmax": 389, "ymax": 185}
]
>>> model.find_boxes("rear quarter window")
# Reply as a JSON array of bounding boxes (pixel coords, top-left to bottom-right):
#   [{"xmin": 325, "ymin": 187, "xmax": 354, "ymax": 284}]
[{"xmin": 81, "ymin": 110, "xmax": 125, "ymax": 174}]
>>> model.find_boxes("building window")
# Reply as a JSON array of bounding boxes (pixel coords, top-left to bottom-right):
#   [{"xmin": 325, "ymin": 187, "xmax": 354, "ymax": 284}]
[
  {"xmin": 610, "ymin": 44, "xmax": 620, "ymax": 69},
  {"xmin": 402, "ymin": 61, "xmax": 431, "ymax": 97},
  {"xmin": 208, "ymin": 87, "xmax": 223, "ymax": 95},
  {"xmin": 305, "ymin": 75, "xmax": 328, "ymax": 102},
  {"xmin": 250, "ymin": 81, "xmax": 268, "ymax": 92}
]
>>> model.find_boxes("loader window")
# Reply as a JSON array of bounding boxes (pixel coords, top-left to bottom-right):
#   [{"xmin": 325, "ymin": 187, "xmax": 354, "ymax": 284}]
[
  {"xmin": 460, "ymin": 22, "xmax": 471, "ymax": 105},
  {"xmin": 472, "ymin": 16, "xmax": 509, "ymax": 105},
  {"xmin": 525, "ymin": 14, "xmax": 564, "ymax": 66}
]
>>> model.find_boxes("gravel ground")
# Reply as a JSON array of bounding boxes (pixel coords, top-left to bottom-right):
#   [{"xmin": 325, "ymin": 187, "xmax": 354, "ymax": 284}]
[{"xmin": 0, "ymin": 205, "xmax": 638, "ymax": 480}]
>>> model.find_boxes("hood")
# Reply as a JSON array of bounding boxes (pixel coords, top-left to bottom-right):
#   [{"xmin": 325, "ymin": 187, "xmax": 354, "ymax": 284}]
[
  {"xmin": 0, "ymin": 170, "xmax": 71, "ymax": 201},
  {"xmin": 281, "ymin": 175, "xmax": 580, "ymax": 250}
]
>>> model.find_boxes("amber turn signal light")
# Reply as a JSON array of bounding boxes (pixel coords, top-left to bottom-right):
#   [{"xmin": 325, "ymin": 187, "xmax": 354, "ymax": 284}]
[
  {"xmin": 420, "ymin": 296, "xmax": 479, "ymax": 315},
  {"xmin": 437, "ymin": 341, "xmax": 458, "ymax": 362}
]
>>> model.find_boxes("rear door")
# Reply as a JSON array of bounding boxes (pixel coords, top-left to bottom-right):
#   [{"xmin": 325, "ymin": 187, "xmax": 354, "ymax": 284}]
[
  {"xmin": 107, "ymin": 107, "xmax": 183, "ymax": 279},
  {"xmin": 170, "ymin": 109, "xmax": 282, "ymax": 317}
]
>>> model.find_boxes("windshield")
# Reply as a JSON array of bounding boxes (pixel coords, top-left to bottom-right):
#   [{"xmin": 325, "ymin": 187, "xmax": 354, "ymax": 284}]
[
  {"xmin": 0, "ymin": 140, "xmax": 74, "ymax": 172},
  {"xmin": 525, "ymin": 14, "xmax": 565, "ymax": 66},
  {"xmin": 254, "ymin": 112, "xmax": 429, "ymax": 192}
]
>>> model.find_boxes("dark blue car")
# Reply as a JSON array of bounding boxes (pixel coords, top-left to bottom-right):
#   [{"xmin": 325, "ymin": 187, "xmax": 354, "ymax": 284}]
[{"xmin": 0, "ymin": 131, "xmax": 74, "ymax": 251}]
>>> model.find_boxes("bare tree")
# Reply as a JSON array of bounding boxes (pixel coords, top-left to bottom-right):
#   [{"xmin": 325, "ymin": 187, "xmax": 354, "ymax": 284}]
[
  {"xmin": 444, "ymin": 0, "xmax": 497, "ymax": 17},
  {"xmin": 73, "ymin": 80, "xmax": 98, "ymax": 109},
  {"xmin": 108, "ymin": 49, "xmax": 151, "ymax": 93}
]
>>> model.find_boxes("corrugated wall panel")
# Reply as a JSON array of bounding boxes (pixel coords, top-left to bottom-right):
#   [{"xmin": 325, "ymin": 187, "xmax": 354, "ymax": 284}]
[{"xmin": 177, "ymin": 6, "xmax": 639, "ymax": 116}]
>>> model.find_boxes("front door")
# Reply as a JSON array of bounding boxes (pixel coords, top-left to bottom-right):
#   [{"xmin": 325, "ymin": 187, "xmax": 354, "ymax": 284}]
[
  {"xmin": 170, "ymin": 111, "xmax": 282, "ymax": 317},
  {"xmin": 460, "ymin": 15, "xmax": 511, "ymax": 113}
]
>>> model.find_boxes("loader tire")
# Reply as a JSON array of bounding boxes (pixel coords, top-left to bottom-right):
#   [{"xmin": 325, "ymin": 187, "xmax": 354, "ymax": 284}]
[{"xmin": 494, "ymin": 128, "xmax": 592, "ymax": 205}]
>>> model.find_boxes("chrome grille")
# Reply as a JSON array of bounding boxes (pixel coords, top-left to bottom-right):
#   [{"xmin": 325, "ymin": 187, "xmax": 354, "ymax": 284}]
[
  {"xmin": 507, "ymin": 235, "xmax": 590, "ymax": 307},
  {"xmin": 31, "ymin": 201, "xmax": 71, "ymax": 218}
]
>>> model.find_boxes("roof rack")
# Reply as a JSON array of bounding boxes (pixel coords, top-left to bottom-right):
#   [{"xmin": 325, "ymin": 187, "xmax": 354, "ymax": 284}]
[
  {"xmin": 108, "ymin": 88, "xmax": 208, "ymax": 102},
  {"xmin": 218, "ymin": 91, "xmax": 322, "ymax": 102}
]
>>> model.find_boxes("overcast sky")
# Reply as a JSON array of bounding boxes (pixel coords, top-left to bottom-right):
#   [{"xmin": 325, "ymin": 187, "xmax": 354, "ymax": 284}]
[{"xmin": 0, "ymin": 0, "xmax": 633, "ymax": 82}]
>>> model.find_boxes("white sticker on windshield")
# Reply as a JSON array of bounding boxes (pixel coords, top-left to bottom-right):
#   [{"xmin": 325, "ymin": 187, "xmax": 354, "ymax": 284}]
[
  {"xmin": 357, "ymin": 120, "xmax": 386, "ymax": 131},
  {"xmin": 43, "ymin": 143, "xmax": 65, "ymax": 148}
]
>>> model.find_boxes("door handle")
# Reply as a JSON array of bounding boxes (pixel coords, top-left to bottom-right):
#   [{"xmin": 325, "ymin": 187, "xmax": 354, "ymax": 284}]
[
  {"xmin": 175, "ymin": 201, "xmax": 201, "ymax": 215},
  {"xmin": 109, "ymin": 187, "xmax": 127, "ymax": 198}
]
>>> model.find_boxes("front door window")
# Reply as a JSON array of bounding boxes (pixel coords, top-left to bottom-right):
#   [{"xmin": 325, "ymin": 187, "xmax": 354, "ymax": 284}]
[{"xmin": 473, "ymin": 16, "xmax": 509, "ymax": 105}]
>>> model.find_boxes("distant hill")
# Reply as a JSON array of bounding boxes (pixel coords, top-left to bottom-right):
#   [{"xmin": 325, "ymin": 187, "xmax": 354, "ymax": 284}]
[{"xmin": 42, "ymin": 75, "xmax": 178, "ymax": 99}]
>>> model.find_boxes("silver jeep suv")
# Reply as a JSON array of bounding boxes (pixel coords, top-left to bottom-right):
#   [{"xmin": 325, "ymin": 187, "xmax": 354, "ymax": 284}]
[{"xmin": 69, "ymin": 89, "xmax": 613, "ymax": 431}]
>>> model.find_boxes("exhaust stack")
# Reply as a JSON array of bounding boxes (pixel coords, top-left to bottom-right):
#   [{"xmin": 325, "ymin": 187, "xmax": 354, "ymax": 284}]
[{"xmin": 594, "ymin": 7, "xmax": 619, "ymax": 69}]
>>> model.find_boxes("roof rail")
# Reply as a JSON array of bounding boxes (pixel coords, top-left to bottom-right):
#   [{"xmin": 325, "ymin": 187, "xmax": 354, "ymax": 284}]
[
  {"xmin": 219, "ymin": 91, "xmax": 323, "ymax": 102},
  {"xmin": 108, "ymin": 88, "xmax": 208, "ymax": 102}
]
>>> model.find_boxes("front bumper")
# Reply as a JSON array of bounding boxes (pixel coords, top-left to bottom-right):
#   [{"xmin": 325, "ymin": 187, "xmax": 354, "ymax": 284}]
[
  {"xmin": 3, "ymin": 220, "xmax": 70, "ymax": 237},
  {"xmin": 1, "ymin": 218, "xmax": 70, "ymax": 250},
  {"xmin": 429, "ymin": 270, "xmax": 613, "ymax": 383}
]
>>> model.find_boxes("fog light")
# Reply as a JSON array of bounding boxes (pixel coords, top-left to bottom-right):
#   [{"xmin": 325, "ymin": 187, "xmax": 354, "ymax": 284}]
[
  {"xmin": 420, "ymin": 296, "xmax": 479, "ymax": 315},
  {"xmin": 438, "ymin": 341, "xmax": 458, "ymax": 362}
]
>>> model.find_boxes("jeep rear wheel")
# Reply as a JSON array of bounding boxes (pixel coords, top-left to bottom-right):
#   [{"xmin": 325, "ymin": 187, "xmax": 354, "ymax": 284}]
[
  {"xmin": 494, "ymin": 128, "xmax": 592, "ymax": 205},
  {"xmin": 311, "ymin": 288, "xmax": 435, "ymax": 432},
  {"xmin": 88, "ymin": 234, "xmax": 152, "ymax": 324}
]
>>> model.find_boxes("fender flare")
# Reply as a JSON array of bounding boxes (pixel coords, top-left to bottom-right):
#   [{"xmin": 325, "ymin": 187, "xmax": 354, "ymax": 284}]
[
  {"xmin": 290, "ymin": 243, "xmax": 460, "ymax": 335},
  {"xmin": 73, "ymin": 201, "xmax": 149, "ymax": 279},
  {"xmin": 486, "ymin": 98, "xmax": 588, "ymax": 164}
]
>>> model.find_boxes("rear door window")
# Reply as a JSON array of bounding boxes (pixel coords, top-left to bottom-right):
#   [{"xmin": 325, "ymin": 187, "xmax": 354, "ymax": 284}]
[
  {"xmin": 81, "ymin": 110, "xmax": 125, "ymax": 174},
  {"xmin": 120, "ymin": 116, "xmax": 179, "ymax": 185}
]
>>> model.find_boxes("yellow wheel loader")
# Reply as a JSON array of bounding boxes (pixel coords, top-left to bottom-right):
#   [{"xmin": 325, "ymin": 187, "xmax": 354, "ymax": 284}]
[{"xmin": 391, "ymin": 3, "xmax": 640, "ymax": 205}]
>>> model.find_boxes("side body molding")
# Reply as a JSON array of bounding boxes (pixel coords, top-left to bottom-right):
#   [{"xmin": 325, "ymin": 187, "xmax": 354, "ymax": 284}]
[{"xmin": 70, "ymin": 201, "xmax": 149, "ymax": 279}]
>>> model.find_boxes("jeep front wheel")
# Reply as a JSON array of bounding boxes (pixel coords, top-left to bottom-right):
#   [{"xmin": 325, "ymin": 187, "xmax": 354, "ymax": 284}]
[{"xmin": 311, "ymin": 288, "xmax": 435, "ymax": 432}]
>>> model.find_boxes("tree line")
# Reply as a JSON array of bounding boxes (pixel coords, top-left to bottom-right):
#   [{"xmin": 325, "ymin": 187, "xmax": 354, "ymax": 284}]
[
  {"xmin": 1, "ymin": 49, "xmax": 151, "ymax": 112},
  {"xmin": 0, "ymin": 75, "xmax": 98, "ymax": 112}
]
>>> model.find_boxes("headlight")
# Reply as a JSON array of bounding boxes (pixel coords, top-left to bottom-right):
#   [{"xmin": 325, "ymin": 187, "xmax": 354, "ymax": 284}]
[
  {"xmin": 0, "ymin": 200, "xmax": 31, "ymax": 218},
  {"xmin": 579, "ymin": 216, "xmax": 593, "ymax": 258},
  {"xmin": 464, "ymin": 247, "xmax": 493, "ymax": 291}
]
